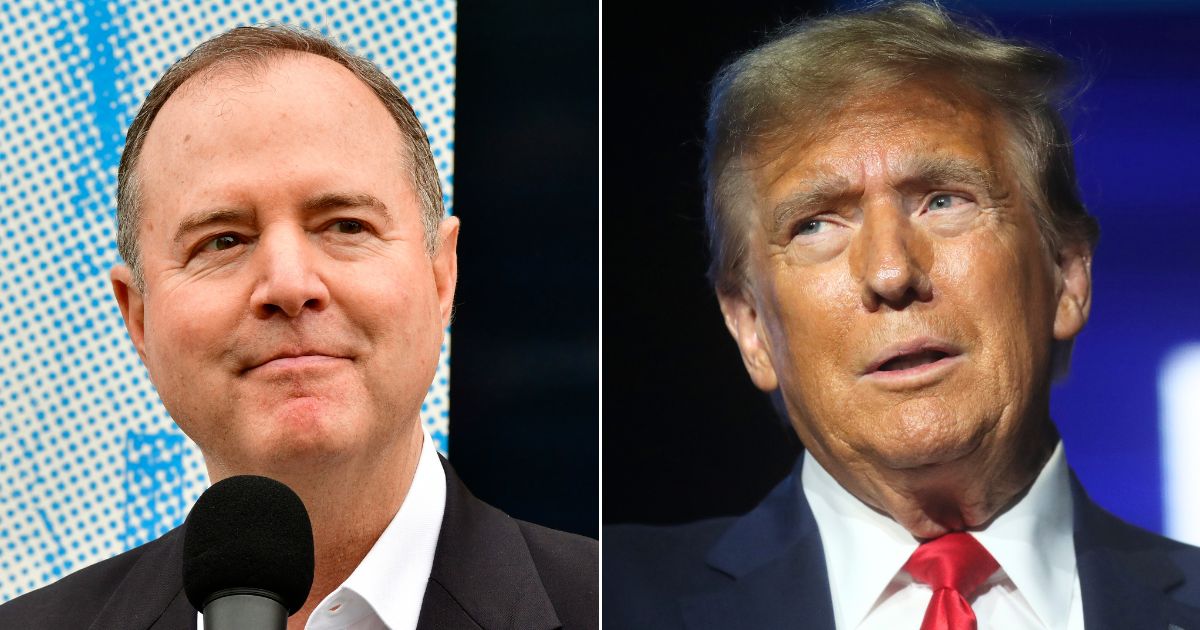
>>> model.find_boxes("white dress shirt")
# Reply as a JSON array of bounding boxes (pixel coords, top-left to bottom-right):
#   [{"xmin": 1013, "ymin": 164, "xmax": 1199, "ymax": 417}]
[
  {"xmin": 802, "ymin": 441, "xmax": 1085, "ymax": 629},
  {"xmin": 198, "ymin": 429, "xmax": 446, "ymax": 630}
]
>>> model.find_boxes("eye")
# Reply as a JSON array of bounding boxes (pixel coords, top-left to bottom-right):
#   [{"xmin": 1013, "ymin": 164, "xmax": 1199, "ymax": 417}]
[
  {"xmin": 331, "ymin": 219, "xmax": 365, "ymax": 234},
  {"xmin": 928, "ymin": 193, "xmax": 972, "ymax": 211},
  {"xmin": 200, "ymin": 233, "xmax": 244, "ymax": 252},
  {"xmin": 794, "ymin": 218, "xmax": 830, "ymax": 237}
]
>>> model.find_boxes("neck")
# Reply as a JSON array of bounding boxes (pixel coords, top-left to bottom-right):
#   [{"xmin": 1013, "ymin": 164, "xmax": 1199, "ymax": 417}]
[
  {"xmin": 208, "ymin": 423, "xmax": 425, "ymax": 630},
  {"xmin": 816, "ymin": 416, "xmax": 1058, "ymax": 540}
]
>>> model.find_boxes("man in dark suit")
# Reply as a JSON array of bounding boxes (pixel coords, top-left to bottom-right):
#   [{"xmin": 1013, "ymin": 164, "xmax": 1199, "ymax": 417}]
[
  {"xmin": 0, "ymin": 25, "xmax": 595, "ymax": 630},
  {"xmin": 0, "ymin": 461, "xmax": 596, "ymax": 629},
  {"xmin": 606, "ymin": 3, "xmax": 1200, "ymax": 628}
]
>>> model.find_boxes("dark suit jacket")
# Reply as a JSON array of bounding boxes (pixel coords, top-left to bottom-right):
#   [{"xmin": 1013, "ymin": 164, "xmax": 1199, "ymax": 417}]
[
  {"xmin": 605, "ymin": 455, "xmax": 1200, "ymax": 630},
  {"xmin": 0, "ymin": 459, "xmax": 598, "ymax": 630}
]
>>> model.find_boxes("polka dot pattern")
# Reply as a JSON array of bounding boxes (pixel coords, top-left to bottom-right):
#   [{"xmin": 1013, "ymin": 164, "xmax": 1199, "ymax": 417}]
[{"xmin": 0, "ymin": 0, "xmax": 456, "ymax": 602}]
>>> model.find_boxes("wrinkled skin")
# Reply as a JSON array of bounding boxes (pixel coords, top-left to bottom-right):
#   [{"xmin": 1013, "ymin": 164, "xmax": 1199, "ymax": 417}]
[{"xmin": 719, "ymin": 83, "xmax": 1092, "ymax": 538}]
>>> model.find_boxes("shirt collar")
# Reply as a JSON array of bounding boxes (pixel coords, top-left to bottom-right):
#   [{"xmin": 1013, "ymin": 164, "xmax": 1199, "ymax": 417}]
[
  {"xmin": 802, "ymin": 450, "xmax": 917, "ymax": 630},
  {"xmin": 802, "ymin": 441, "xmax": 1075, "ymax": 630},
  {"xmin": 971, "ymin": 441, "xmax": 1075, "ymax": 630},
  {"xmin": 309, "ymin": 429, "xmax": 447, "ymax": 630}
]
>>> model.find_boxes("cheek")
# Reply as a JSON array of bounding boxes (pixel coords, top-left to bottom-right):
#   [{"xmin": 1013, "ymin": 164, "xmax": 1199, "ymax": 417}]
[
  {"xmin": 768, "ymin": 263, "xmax": 854, "ymax": 353},
  {"xmin": 765, "ymin": 263, "xmax": 859, "ymax": 407},
  {"xmin": 342, "ymin": 260, "xmax": 441, "ymax": 352},
  {"xmin": 138, "ymin": 289, "xmax": 243, "ymax": 430},
  {"xmin": 143, "ymin": 290, "xmax": 235, "ymax": 371},
  {"xmin": 942, "ymin": 232, "xmax": 1056, "ymax": 386}
]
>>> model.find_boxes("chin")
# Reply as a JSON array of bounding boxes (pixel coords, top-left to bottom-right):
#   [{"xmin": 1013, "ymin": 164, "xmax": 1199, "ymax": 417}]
[
  {"xmin": 867, "ymin": 437, "xmax": 981, "ymax": 472},
  {"xmin": 862, "ymin": 401, "xmax": 987, "ymax": 470},
  {"xmin": 224, "ymin": 435, "xmax": 351, "ymax": 480},
  {"xmin": 246, "ymin": 401, "xmax": 360, "ymax": 459},
  {"xmin": 273, "ymin": 396, "xmax": 339, "ymax": 426}
]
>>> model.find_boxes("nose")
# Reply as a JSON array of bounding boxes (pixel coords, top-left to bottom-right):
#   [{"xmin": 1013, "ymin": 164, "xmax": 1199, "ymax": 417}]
[
  {"xmin": 249, "ymin": 227, "xmax": 330, "ymax": 319},
  {"xmin": 849, "ymin": 202, "xmax": 933, "ymax": 311}
]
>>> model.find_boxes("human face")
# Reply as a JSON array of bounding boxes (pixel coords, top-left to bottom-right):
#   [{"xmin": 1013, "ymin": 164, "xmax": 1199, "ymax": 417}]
[
  {"xmin": 719, "ymin": 83, "xmax": 1091, "ymax": 534},
  {"xmin": 110, "ymin": 54, "xmax": 458, "ymax": 481}
]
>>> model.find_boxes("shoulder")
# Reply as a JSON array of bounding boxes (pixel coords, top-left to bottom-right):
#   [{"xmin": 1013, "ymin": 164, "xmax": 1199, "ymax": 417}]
[
  {"xmin": 515, "ymin": 519, "xmax": 598, "ymax": 628},
  {"xmin": 436, "ymin": 458, "xmax": 598, "ymax": 628},
  {"xmin": 516, "ymin": 518, "xmax": 598, "ymax": 579},
  {"xmin": 0, "ymin": 534, "xmax": 176, "ymax": 629},
  {"xmin": 1082, "ymin": 499, "xmax": 1200, "ymax": 605},
  {"xmin": 1163, "ymin": 534, "xmax": 1200, "ymax": 608},
  {"xmin": 605, "ymin": 517, "xmax": 737, "ymax": 582},
  {"xmin": 603, "ymin": 518, "xmax": 738, "ymax": 627},
  {"xmin": 1068, "ymin": 477, "xmax": 1200, "ymax": 626}
]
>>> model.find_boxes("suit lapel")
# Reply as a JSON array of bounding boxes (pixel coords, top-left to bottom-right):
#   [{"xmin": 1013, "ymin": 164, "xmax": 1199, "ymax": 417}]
[
  {"xmin": 1072, "ymin": 474, "xmax": 1200, "ymax": 630},
  {"xmin": 86, "ymin": 459, "xmax": 561, "ymax": 630},
  {"xmin": 152, "ymin": 590, "xmax": 198, "ymax": 630},
  {"xmin": 416, "ymin": 457, "xmax": 560, "ymax": 630},
  {"xmin": 88, "ymin": 527, "xmax": 195, "ymax": 630},
  {"xmin": 679, "ymin": 458, "xmax": 835, "ymax": 630}
]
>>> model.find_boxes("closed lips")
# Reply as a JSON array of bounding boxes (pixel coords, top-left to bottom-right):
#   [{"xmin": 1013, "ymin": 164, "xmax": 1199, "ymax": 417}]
[{"xmin": 242, "ymin": 351, "xmax": 350, "ymax": 374}]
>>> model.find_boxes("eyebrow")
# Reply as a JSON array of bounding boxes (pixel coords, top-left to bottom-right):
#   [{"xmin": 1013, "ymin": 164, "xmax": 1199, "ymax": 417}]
[
  {"xmin": 769, "ymin": 174, "xmax": 853, "ymax": 236},
  {"xmin": 769, "ymin": 155, "xmax": 1001, "ymax": 236},
  {"xmin": 300, "ymin": 192, "xmax": 391, "ymax": 225},
  {"xmin": 172, "ymin": 192, "xmax": 393, "ymax": 245},
  {"xmin": 173, "ymin": 207, "xmax": 252, "ymax": 245},
  {"xmin": 898, "ymin": 155, "xmax": 1000, "ymax": 194}
]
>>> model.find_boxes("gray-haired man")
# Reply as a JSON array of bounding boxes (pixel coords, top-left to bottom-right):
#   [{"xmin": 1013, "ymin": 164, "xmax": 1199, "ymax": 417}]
[{"xmin": 0, "ymin": 25, "xmax": 596, "ymax": 630}]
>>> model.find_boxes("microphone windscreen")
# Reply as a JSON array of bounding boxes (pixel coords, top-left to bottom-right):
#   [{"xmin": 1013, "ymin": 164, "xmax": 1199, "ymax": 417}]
[{"xmin": 182, "ymin": 475, "xmax": 314, "ymax": 614}]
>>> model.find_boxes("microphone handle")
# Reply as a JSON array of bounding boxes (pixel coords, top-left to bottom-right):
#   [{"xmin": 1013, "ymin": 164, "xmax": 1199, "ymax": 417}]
[{"xmin": 203, "ymin": 588, "xmax": 288, "ymax": 630}]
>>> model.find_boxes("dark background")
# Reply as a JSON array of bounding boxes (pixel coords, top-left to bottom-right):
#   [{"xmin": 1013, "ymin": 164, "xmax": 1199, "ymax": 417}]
[
  {"xmin": 603, "ymin": 0, "xmax": 826, "ymax": 525},
  {"xmin": 603, "ymin": 0, "xmax": 1200, "ymax": 534},
  {"xmin": 450, "ymin": 2, "xmax": 599, "ymax": 539}
]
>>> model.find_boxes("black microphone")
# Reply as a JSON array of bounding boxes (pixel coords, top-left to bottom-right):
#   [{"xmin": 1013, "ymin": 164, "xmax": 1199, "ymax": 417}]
[{"xmin": 183, "ymin": 475, "xmax": 315, "ymax": 630}]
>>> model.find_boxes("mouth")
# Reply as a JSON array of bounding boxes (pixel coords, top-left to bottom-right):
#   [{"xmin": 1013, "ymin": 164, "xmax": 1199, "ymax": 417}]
[
  {"xmin": 242, "ymin": 352, "xmax": 351, "ymax": 375},
  {"xmin": 862, "ymin": 338, "xmax": 963, "ymax": 384},
  {"xmin": 875, "ymin": 349, "xmax": 953, "ymax": 372}
]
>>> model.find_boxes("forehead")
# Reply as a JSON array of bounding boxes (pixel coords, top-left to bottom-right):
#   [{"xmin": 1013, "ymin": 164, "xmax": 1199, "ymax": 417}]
[
  {"xmin": 148, "ymin": 52, "xmax": 401, "ymax": 152},
  {"xmin": 136, "ymin": 52, "xmax": 408, "ymax": 222},
  {"xmin": 752, "ymin": 81, "xmax": 1011, "ymax": 205}
]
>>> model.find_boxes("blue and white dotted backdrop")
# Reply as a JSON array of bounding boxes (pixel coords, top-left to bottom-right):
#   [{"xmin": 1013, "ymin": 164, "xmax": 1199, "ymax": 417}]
[{"xmin": 0, "ymin": 0, "xmax": 456, "ymax": 602}]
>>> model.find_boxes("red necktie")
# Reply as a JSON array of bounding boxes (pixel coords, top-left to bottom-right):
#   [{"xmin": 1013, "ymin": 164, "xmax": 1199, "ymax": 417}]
[{"xmin": 902, "ymin": 532, "xmax": 1000, "ymax": 630}]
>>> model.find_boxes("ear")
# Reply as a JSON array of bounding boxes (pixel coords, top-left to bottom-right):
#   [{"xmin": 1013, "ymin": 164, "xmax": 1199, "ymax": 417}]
[
  {"xmin": 1052, "ymin": 242, "xmax": 1092, "ymax": 342},
  {"xmin": 432, "ymin": 215, "xmax": 459, "ymax": 329},
  {"xmin": 110, "ymin": 264, "xmax": 148, "ymax": 363},
  {"xmin": 717, "ymin": 288, "xmax": 779, "ymax": 392}
]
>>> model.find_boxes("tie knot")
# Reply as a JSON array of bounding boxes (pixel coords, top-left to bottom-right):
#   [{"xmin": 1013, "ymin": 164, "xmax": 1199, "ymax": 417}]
[{"xmin": 903, "ymin": 532, "xmax": 999, "ymax": 595}]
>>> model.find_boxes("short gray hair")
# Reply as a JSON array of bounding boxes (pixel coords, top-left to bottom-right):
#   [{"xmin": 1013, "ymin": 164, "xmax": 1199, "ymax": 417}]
[
  {"xmin": 117, "ymin": 25, "xmax": 445, "ymax": 291},
  {"xmin": 703, "ymin": 1, "xmax": 1099, "ymax": 296}
]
